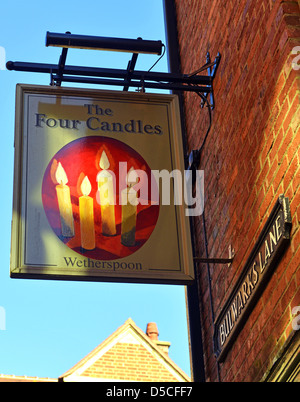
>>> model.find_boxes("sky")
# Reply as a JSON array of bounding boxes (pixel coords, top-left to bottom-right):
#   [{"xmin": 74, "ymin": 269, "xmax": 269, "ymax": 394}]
[{"xmin": 0, "ymin": 0, "xmax": 192, "ymax": 379}]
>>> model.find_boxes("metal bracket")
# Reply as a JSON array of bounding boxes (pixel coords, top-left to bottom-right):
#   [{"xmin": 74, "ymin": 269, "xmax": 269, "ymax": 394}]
[
  {"xmin": 194, "ymin": 257, "xmax": 233, "ymax": 264},
  {"xmin": 203, "ymin": 52, "xmax": 221, "ymax": 109},
  {"xmin": 123, "ymin": 52, "xmax": 138, "ymax": 91},
  {"xmin": 189, "ymin": 52, "xmax": 221, "ymax": 109},
  {"xmin": 6, "ymin": 31, "xmax": 221, "ymax": 105},
  {"xmin": 54, "ymin": 47, "xmax": 68, "ymax": 86},
  {"xmin": 194, "ymin": 245, "xmax": 235, "ymax": 265},
  {"xmin": 184, "ymin": 53, "xmax": 221, "ymax": 173},
  {"xmin": 50, "ymin": 31, "xmax": 70, "ymax": 87}
]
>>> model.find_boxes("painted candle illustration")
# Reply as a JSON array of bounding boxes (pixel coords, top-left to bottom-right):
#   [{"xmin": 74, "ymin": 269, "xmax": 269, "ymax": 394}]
[
  {"xmin": 55, "ymin": 162, "xmax": 75, "ymax": 237},
  {"xmin": 42, "ymin": 136, "xmax": 160, "ymax": 261},
  {"xmin": 79, "ymin": 175, "xmax": 95, "ymax": 250},
  {"xmin": 121, "ymin": 167, "xmax": 138, "ymax": 246},
  {"xmin": 96, "ymin": 150, "xmax": 116, "ymax": 236}
]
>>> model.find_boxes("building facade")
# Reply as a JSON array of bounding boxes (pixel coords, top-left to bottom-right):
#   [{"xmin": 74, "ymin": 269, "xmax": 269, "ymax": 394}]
[{"xmin": 164, "ymin": 0, "xmax": 299, "ymax": 382}]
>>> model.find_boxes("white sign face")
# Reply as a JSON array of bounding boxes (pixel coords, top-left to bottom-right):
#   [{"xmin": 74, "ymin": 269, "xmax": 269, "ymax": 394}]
[{"xmin": 10, "ymin": 85, "xmax": 195, "ymax": 285}]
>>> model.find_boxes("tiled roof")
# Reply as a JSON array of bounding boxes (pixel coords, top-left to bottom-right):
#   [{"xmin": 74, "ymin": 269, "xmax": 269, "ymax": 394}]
[{"xmin": 0, "ymin": 374, "xmax": 57, "ymax": 382}]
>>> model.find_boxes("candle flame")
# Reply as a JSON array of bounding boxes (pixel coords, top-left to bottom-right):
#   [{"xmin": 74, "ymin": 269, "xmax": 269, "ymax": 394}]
[
  {"xmin": 55, "ymin": 162, "xmax": 68, "ymax": 185},
  {"xmin": 99, "ymin": 150, "xmax": 110, "ymax": 170},
  {"xmin": 81, "ymin": 176, "xmax": 92, "ymax": 196}
]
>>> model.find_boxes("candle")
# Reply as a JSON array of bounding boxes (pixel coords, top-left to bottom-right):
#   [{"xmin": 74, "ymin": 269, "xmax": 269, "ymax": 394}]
[
  {"xmin": 121, "ymin": 167, "xmax": 138, "ymax": 247},
  {"xmin": 97, "ymin": 150, "xmax": 116, "ymax": 236},
  {"xmin": 79, "ymin": 176, "xmax": 95, "ymax": 250},
  {"xmin": 55, "ymin": 162, "xmax": 75, "ymax": 237}
]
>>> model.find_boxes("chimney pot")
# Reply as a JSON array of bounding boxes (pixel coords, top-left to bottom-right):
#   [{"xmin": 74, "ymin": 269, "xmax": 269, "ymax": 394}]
[{"xmin": 146, "ymin": 322, "xmax": 159, "ymax": 341}]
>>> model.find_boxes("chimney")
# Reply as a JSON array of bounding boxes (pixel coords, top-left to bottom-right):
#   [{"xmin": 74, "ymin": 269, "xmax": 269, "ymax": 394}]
[
  {"xmin": 146, "ymin": 322, "xmax": 171, "ymax": 355},
  {"xmin": 146, "ymin": 322, "xmax": 159, "ymax": 341}
]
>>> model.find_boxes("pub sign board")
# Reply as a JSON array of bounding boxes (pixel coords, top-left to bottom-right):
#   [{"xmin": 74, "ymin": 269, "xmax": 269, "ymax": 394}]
[
  {"xmin": 214, "ymin": 195, "xmax": 292, "ymax": 361},
  {"xmin": 10, "ymin": 84, "xmax": 194, "ymax": 284}
]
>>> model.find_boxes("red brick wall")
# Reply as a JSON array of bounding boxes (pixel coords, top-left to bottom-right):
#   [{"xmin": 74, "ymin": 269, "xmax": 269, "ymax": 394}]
[{"xmin": 174, "ymin": 0, "xmax": 300, "ymax": 381}]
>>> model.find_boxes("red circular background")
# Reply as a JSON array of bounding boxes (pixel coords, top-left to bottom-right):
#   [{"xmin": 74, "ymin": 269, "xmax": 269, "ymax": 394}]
[{"xmin": 42, "ymin": 136, "xmax": 159, "ymax": 260}]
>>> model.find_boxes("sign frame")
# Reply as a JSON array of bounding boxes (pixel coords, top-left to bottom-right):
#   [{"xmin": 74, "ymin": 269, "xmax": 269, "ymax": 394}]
[
  {"xmin": 10, "ymin": 84, "xmax": 195, "ymax": 285},
  {"xmin": 213, "ymin": 195, "xmax": 292, "ymax": 361}
]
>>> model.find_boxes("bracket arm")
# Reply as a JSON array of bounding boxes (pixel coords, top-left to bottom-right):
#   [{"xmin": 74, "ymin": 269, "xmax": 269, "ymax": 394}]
[
  {"xmin": 194, "ymin": 257, "xmax": 234, "ymax": 264},
  {"xmin": 123, "ymin": 53, "xmax": 138, "ymax": 91},
  {"xmin": 54, "ymin": 47, "xmax": 68, "ymax": 86}
]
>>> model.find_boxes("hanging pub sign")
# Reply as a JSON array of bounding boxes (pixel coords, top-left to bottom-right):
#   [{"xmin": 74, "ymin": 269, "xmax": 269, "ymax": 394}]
[
  {"xmin": 214, "ymin": 195, "xmax": 292, "ymax": 361},
  {"xmin": 10, "ymin": 84, "xmax": 194, "ymax": 284}
]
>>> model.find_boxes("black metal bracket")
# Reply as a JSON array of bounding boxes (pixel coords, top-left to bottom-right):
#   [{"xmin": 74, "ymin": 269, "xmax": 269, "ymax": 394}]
[
  {"xmin": 52, "ymin": 47, "xmax": 68, "ymax": 87},
  {"xmin": 194, "ymin": 246, "xmax": 235, "ymax": 265},
  {"xmin": 6, "ymin": 56, "xmax": 219, "ymax": 100},
  {"xmin": 123, "ymin": 52, "xmax": 139, "ymax": 91},
  {"xmin": 51, "ymin": 31, "xmax": 71, "ymax": 87},
  {"xmin": 185, "ymin": 52, "xmax": 221, "ymax": 174},
  {"xmin": 188, "ymin": 52, "xmax": 221, "ymax": 109},
  {"xmin": 194, "ymin": 257, "xmax": 233, "ymax": 264},
  {"xmin": 6, "ymin": 32, "xmax": 221, "ymax": 110}
]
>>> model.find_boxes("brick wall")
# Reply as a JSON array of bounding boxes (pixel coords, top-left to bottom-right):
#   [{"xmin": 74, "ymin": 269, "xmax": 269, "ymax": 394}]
[
  {"xmin": 173, "ymin": 0, "xmax": 300, "ymax": 381},
  {"xmin": 81, "ymin": 342, "xmax": 179, "ymax": 382}
]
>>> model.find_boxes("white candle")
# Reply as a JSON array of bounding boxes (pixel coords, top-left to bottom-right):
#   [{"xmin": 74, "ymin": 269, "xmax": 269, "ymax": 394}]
[
  {"xmin": 121, "ymin": 167, "xmax": 138, "ymax": 246},
  {"xmin": 79, "ymin": 176, "xmax": 95, "ymax": 250},
  {"xmin": 55, "ymin": 162, "xmax": 74, "ymax": 237},
  {"xmin": 97, "ymin": 150, "xmax": 116, "ymax": 236}
]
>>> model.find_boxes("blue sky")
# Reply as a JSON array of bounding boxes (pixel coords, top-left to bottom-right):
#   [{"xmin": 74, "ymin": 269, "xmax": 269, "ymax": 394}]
[{"xmin": 0, "ymin": 0, "xmax": 191, "ymax": 378}]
